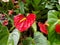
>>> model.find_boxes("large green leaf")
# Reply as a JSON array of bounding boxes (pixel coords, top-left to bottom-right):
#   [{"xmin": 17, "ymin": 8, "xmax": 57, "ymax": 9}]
[
  {"xmin": 48, "ymin": 10, "xmax": 59, "ymax": 26},
  {"xmin": 8, "ymin": 29, "xmax": 20, "ymax": 45},
  {"xmin": 0, "ymin": 23, "xmax": 9, "ymax": 45},
  {"xmin": 0, "ymin": 23, "xmax": 20, "ymax": 45},
  {"xmin": 47, "ymin": 10, "xmax": 60, "ymax": 45},
  {"xmin": 34, "ymin": 32, "xmax": 48, "ymax": 45}
]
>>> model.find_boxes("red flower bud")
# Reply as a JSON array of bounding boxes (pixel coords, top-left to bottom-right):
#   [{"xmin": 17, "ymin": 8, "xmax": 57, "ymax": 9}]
[
  {"xmin": 55, "ymin": 24, "xmax": 60, "ymax": 34},
  {"xmin": 8, "ymin": 10, "xmax": 14, "ymax": 15},
  {"xmin": 3, "ymin": 20, "xmax": 8, "ymax": 26},
  {"xmin": 14, "ymin": 13, "xmax": 36, "ymax": 32},
  {"xmin": 38, "ymin": 22, "xmax": 48, "ymax": 35}
]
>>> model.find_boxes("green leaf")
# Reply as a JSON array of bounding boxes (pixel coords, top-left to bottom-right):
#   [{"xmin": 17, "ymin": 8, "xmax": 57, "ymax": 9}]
[
  {"xmin": 19, "ymin": 1, "xmax": 25, "ymax": 14},
  {"xmin": 34, "ymin": 32, "xmax": 48, "ymax": 45},
  {"xmin": 47, "ymin": 10, "xmax": 59, "ymax": 26},
  {"xmin": 45, "ymin": 3, "xmax": 54, "ymax": 9},
  {"xmin": 56, "ymin": 4, "xmax": 60, "ymax": 10},
  {"xmin": 52, "ymin": 34, "xmax": 60, "ymax": 45},
  {"xmin": 0, "ymin": 24, "xmax": 20, "ymax": 45},
  {"xmin": 32, "ymin": 22, "xmax": 37, "ymax": 32},
  {"xmin": 32, "ymin": 11, "xmax": 39, "ymax": 14},
  {"xmin": 26, "ymin": 0, "xmax": 31, "ymax": 3},
  {"xmin": 22, "ymin": 37, "xmax": 34, "ymax": 45},
  {"xmin": 51, "ymin": 0, "xmax": 57, "ymax": 2},
  {"xmin": 52, "ymin": 39, "xmax": 60, "ymax": 45},
  {"xmin": 14, "ymin": 9, "xmax": 20, "ymax": 14},
  {"xmin": 8, "ymin": 29, "xmax": 20, "ymax": 45},
  {"xmin": 0, "ymin": 24, "xmax": 9, "ymax": 45},
  {"xmin": 33, "ymin": 0, "xmax": 41, "ymax": 5},
  {"xmin": 53, "ymin": 42, "xmax": 60, "ymax": 45}
]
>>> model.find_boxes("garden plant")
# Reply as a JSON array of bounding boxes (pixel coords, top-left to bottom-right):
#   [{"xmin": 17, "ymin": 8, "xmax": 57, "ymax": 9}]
[{"xmin": 0, "ymin": 0, "xmax": 60, "ymax": 45}]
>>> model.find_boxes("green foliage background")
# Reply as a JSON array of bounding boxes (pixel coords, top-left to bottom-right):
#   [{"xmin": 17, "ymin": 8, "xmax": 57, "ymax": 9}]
[{"xmin": 0, "ymin": 0, "xmax": 60, "ymax": 45}]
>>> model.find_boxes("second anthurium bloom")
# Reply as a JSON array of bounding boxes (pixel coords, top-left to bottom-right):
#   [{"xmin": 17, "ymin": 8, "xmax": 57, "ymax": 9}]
[
  {"xmin": 14, "ymin": 13, "xmax": 36, "ymax": 32},
  {"xmin": 38, "ymin": 22, "xmax": 48, "ymax": 35}
]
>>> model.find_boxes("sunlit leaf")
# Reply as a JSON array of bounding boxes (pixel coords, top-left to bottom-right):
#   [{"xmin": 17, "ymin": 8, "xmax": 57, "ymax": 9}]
[
  {"xmin": 0, "ymin": 23, "xmax": 9, "ymax": 45},
  {"xmin": 34, "ymin": 32, "xmax": 48, "ymax": 45},
  {"xmin": 8, "ymin": 29, "xmax": 20, "ymax": 45}
]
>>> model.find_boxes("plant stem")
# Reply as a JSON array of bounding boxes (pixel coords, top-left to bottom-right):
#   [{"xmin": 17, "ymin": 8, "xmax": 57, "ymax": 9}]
[{"xmin": 10, "ymin": 25, "xmax": 15, "ymax": 31}]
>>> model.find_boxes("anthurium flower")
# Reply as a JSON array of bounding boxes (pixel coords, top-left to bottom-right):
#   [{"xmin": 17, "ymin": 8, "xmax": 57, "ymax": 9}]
[
  {"xmin": 14, "ymin": 13, "xmax": 36, "ymax": 32},
  {"xmin": 55, "ymin": 24, "xmax": 60, "ymax": 34},
  {"xmin": 38, "ymin": 22, "xmax": 48, "ymax": 35}
]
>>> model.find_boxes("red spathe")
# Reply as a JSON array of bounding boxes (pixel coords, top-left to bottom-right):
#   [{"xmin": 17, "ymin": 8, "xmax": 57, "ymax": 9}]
[
  {"xmin": 55, "ymin": 24, "xmax": 60, "ymax": 34},
  {"xmin": 38, "ymin": 22, "xmax": 48, "ymax": 35},
  {"xmin": 14, "ymin": 13, "xmax": 36, "ymax": 32}
]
